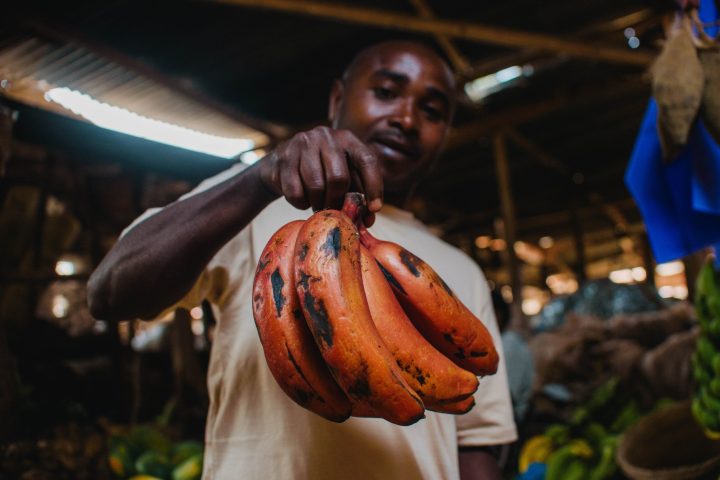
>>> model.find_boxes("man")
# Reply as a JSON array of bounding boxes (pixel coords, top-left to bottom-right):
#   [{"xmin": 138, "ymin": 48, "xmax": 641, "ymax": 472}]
[{"xmin": 88, "ymin": 40, "xmax": 516, "ymax": 479}]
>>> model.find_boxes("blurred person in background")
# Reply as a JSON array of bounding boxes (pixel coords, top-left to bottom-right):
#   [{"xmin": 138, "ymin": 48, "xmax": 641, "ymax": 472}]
[{"xmin": 492, "ymin": 290, "xmax": 534, "ymax": 424}]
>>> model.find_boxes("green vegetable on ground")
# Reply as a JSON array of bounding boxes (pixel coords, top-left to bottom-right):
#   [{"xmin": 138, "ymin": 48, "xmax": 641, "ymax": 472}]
[
  {"xmin": 135, "ymin": 451, "xmax": 171, "ymax": 478},
  {"xmin": 172, "ymin": 452, "xmax": 203, "ymax": 480}
]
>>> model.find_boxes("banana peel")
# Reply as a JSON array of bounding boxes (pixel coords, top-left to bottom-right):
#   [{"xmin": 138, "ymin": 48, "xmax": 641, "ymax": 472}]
[
  {"xmin": 588, "ymin": 436, "xmax": 619, "ymax": 480},
  {"xmin": 697, "ymin": 258, "xmax": 720, "ymax": 301},
  {"xmin": 545, "ymin": 440, "xmax": 593, "ymax": 480},
  {"xmin": 693, "ymin": 259, "xmax": 720, "ymax": 438}
]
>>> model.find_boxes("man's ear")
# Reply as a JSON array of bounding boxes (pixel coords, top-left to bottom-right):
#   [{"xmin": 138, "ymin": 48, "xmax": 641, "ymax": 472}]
[{"xmin": 328, "ymin": 79, "xmax": 344, "ymax": 127}]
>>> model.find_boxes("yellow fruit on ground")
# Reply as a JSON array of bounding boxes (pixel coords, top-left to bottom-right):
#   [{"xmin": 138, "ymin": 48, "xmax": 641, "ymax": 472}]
[{"xmin": 519, "ymin": 435, "xmax": 554, "ymax": 473}]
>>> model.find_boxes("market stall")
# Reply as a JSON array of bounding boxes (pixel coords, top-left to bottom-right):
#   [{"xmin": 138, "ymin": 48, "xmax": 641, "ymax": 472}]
[{"xmin": 1, "ymin": 0, "xmax": 719, "ymax": 478}]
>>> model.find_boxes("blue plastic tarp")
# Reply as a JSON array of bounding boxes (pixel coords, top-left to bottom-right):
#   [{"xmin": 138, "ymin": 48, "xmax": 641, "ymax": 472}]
[{"xmin": 624, "ymin": 0, "xmax": 720, "ymax": 265}]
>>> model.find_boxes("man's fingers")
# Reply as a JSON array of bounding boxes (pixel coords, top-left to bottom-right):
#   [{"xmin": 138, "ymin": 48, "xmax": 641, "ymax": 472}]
[
  {"xmin": 273, "ymin": 127, "xmax": 383, "ymax": 213},
  {"xmin": 280, "ymin": 157, "xmax": 310, "ymax": 210},
  {"xmin": 346, "ymin": 141, "xmax": 383, "ymax": 212},
  {"xmin": 299, "ymin": 151, "xmax": 326, "ymax": 212},
  {"xmin": 321, "ymin": 145, "xmax": 351, "ymax": 210}
]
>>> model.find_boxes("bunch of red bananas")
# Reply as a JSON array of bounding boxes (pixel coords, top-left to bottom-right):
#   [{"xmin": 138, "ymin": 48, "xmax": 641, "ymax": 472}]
[{"xmin": 252, "ymin": 193, "xmax": 499, "ymax": 426}]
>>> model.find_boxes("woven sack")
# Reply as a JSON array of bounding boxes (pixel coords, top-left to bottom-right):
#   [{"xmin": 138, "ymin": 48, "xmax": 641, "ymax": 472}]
[{"xmin": 651, "ymin": 15, "xmax": 704, "ymax": 160}]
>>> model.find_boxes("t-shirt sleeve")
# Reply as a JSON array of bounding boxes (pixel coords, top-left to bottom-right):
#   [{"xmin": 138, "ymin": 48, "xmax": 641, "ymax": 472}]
[
  {"xmin": 455, "ymin": 267, "xmax": 518, "ymax": 447},
  {"xmin": 118, "ymin": 162, "xmax": 250, "ymax": 316}
]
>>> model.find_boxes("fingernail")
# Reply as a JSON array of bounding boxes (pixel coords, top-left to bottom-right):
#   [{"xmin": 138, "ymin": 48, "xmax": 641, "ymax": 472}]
[{"xmin": 369, "ymin": 199, "xmax": 382, "ymax": 212}]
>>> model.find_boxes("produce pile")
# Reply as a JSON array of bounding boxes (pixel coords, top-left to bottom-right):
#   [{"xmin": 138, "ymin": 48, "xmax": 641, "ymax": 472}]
[
  {"xmin": 518, "ymin": 377, "xmax": 673, "ymax": 480},
  {"xmin": 0, "ymin": 421, "xmax": 108, "ymax": 479},
  {"xmin": 108, "ymin": 425, "xmax": 202, "ymax": 480},
  {"xmin": 251, "ymin": 193, "xmax": 498, "ymax": 425},
  {"xmin": 530, "ymin": 301, "xmax": 696, "ymax": 403},
  {"xmin": 691, "ymin": 259, "xmax": 720, "ymax": 435}
]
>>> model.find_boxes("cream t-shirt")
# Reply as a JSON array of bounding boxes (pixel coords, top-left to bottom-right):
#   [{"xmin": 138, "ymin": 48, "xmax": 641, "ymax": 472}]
[{"xmin": 127, "ymin": 163, "xmax": 517, "ymax": 479}]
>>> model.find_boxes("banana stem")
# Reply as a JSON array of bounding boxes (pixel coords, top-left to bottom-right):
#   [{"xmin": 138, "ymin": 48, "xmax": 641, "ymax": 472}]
[
  {"xmin": 341, "ymin": 192, "xmax": 380, "ymax": 246},
  {"xmin": 342, "ymin": 192, "xmax": 374, "ymax": 226}
]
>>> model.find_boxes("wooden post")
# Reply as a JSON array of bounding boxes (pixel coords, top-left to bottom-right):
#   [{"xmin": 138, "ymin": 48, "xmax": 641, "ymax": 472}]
[
  {"xmin": 569, "ymin": 202, "xmax": 587, "ymax": 283},
  {"xmin": 0, "ymin": 105, "xmax": 14, "ymax": 177},
  {"xmin": 0, "ymin": 109, "xmax": 27, "ymax": 436},
  {"xmin": 0, "ymin": 316, "xmax": 16, "ymax": 439},
  {"xmin": 493, "ymin": 132, "xmax": 524, "ymax": 332},
  {"xmin": 642, "ymin": 234, "xmax": 656, "ymax": 287},
  {"xmin": 170, "ymin": 308, "xmax": 208, "ymax": 407}
]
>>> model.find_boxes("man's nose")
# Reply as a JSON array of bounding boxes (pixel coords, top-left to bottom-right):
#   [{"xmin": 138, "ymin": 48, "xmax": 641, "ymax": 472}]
[{"xmin": 389, "ymin": 100, "xmax": 419, "ymax": 134}]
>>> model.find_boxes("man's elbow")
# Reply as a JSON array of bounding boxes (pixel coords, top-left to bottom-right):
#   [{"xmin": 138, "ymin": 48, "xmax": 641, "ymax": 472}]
[
  {"xmin": 87, "ymin": 269, "xmax": 126, "ymax": 321},
  {"xmin": 87, "ymin": 268, "xmax": 166, "ymax": 321}
]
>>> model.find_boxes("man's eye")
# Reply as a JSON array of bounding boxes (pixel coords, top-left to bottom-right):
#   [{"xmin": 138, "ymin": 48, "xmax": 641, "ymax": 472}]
[
  {"xmin": 422, "ymin": 105, "xmax": 443, "ymax": 121},
  {"xmin": 372, "ymin": 87, "xmax": 396, "ymax": 100}
]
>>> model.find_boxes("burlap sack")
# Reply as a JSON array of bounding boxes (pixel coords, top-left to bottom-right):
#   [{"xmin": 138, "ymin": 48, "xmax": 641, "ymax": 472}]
[
  {"xmin": 651, "ymin": 15, "xmax": 704, "ymax": 160},
  {"xmin": 608, "ymin": 301, "xmax": 695, "ymax": 348},
  {"xmin": 640, "ymin": 327, "xmax": 698, "ymax": 399}
]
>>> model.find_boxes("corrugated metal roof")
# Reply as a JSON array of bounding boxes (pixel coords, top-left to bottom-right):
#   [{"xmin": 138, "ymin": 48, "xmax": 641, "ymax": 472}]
[{"xmin": 0, "ymin": 36, "xmax": 269, "ymax": 150}]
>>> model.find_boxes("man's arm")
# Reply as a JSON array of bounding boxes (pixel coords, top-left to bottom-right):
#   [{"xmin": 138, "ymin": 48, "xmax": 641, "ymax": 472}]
[
  {"xmin": 459, "ymin": 447, "xmax": 503, "ymax": 480},
  {"xmin": 87, "ymin": 163, "xmax": 276, "ymax": 321},
  {"xmin": 87, "ymin": 127, "xmax": 382, "ymax": 321}
]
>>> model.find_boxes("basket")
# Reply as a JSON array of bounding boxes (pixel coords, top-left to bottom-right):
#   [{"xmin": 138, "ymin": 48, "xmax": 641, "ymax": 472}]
[{"xmin": 617, "ymin": 401, "xmax": 720, "ymax": 479}]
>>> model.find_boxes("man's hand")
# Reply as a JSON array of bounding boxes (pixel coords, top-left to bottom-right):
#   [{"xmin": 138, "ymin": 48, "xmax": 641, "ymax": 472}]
[{"xmin": 258, "ymin": 126, "xmax": 383, "ymax": 213}]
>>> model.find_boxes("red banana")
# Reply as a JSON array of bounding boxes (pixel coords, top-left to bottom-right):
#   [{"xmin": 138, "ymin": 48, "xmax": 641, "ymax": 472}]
[
  {"xmin": 427, "ymin": 395, "xmax": 476, "ymax": 415},
  {"xmin": 294, "ymin": 209, "xmax": 425, "ymax": 426},
  {"xmin": 252, "ymin": 220, "xmax": 351, "ymax": 422},
  {"xmin": 359, "ymin": 245, "xmax": 479, "ymax": 406},
  {"xmin": 342, "ymin": 193, "xmax": 498, "ymax": 377}
]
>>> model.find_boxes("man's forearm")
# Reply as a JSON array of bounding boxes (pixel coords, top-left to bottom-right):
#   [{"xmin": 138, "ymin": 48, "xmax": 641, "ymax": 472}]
[
  {"xmin": 459, "ymin": 447, "xmax": 503, "ymax": 480},
  {"xmin": 87, "ymin": 163, "xmax": 277, "ymax": 321}
]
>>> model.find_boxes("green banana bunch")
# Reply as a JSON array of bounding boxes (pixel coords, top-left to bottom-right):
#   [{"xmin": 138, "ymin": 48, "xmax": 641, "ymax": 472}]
[{"xmin": 691, "ymin": 258, "xmax": 720, "ymax": 438}]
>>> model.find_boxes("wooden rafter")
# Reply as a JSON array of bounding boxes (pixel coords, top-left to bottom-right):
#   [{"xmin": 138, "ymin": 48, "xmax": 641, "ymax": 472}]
[
  {"xmin": 446, "ymin": 96, "xmax": 571, "ymax": 149},
  {"xmin": 212, "ymin": 0, "xmax": 655, "ymax": 66},
  {"xmin": 445, "ymin": 80, "xmax": 648, "ymax": 150},
  {"xmin": 459, "ymin": 8, "xmax": 659, "ymax": 82},
  {"xmin": 504, "ymin": 128, "xmax": 570, "ymax": 176},
  {"xmin": 504, "ymin": 128, "xmax": 635, "ymax": 250},
  {"xmin": 407, "ymin": 0, "xmax": 471, "ymax": 74}
]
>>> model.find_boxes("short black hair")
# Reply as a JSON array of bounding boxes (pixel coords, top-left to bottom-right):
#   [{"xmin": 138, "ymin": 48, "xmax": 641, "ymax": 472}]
[{"xmin": 341, "ymin": 39, "xmax": 454, "ymax": 83}]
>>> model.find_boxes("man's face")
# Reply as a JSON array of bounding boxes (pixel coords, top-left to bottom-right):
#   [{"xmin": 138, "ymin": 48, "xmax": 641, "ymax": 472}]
[{"xmin": 330, "ymin": 44, "xmax": 455, "ymax": 195}]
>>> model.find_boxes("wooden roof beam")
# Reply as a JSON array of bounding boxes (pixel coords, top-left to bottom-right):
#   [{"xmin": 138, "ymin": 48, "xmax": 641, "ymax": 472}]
[
  {"xmin": 213, "ymin": 0, "xmax": 655, "ymax": 67},
  {"xmin": 407, "ymin": 0, "xmax": 471, "ymax": 75},
  {"xmin": 459, "ymin": 8, "xmax": 658, "ymax": 82},
  {"xmin": 504, "ymin": 128, "xmax": 635, "ymax": 250},
  {"xmin": 446, "ymin": 96, "xmax": 570, "ymax": 149},
  {"xmin": 445, "ymin": 80, "xmax": 648, "ymax": 150}
]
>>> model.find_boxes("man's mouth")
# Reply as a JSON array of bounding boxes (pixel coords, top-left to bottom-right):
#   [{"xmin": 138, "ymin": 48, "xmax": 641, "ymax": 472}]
[{"xmin": 370, "ymin": 136, "xmax": 421, "ymax": 162}]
